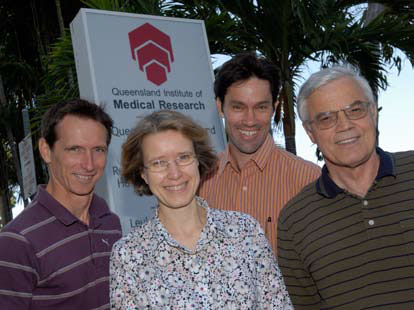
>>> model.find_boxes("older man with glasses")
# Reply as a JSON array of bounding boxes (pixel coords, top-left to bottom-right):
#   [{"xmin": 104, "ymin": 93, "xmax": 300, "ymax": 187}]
[{"xmin": 277, "ymin": 64, "xmax": 414, "ymax": 310}]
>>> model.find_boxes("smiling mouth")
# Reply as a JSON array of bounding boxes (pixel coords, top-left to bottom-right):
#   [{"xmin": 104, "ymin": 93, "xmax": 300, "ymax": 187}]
[
  {"xmin": 74, "ymin": 174, "xmax": 94, "ymax": 181},
  {"xmin": 165, "ymin": 183, "xmax": 187, "ymax": 191},
  {"xmin": 240, "ymin": 130, "xmax": 258, "ymax": 137},
  {"xmin": 336, "ymin": 137, "xmax": 358, "ymax": 145}
]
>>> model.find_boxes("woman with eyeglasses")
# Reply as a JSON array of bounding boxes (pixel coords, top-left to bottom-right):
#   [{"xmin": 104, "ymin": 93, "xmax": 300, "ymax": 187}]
[{"xmin": 109, "ymin": 110, "xmax": 292, "ymax": 309}]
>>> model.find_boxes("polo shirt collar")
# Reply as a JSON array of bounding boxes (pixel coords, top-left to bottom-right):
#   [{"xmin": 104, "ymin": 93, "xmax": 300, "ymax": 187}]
[
  {"xmin": 36, "ymin": 185, "xmax": 110, "ymax": 226},
  {"xmin": 218, "ymin": 134, "xmax": 274, "ymax": 175},
  {"xmin": 316, "ymin": 147, "xmax": 396, "ymax": 198}
]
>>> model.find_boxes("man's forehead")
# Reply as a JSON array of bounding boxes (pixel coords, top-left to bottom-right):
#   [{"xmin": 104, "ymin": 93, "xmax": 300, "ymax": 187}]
[
  {"xmin": 309, "ymin": 78, "xmax": 367, "ymax": 107},
  {"xmin": 54, "ymin": 115, "xmax": 107, "ymax": 145},
  {"xmin": 225, "ymin": 79, "xmax": 273, "ymax": 101}
]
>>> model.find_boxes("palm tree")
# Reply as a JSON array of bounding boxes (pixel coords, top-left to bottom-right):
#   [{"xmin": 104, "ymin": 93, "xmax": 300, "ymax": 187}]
[
  {"xmin": 38, "ymin": 0, "xmax": 414, "ymax": 156},
  {"xmin": 170, "ymin": 0, "xmax": 414, "ymax": 154}
]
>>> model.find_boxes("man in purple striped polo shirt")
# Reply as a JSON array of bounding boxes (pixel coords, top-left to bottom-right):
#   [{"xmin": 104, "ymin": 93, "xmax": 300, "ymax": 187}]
[{"xmin": 0, "ymin": 99, "xmax": 122, "ymax": 309}]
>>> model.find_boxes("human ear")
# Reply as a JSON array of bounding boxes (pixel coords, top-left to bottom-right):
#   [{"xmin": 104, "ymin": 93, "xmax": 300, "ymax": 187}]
[
  {"xmin": 39, "ymin": 138, "xmax": 52, "ymax": 164},
  {"xmin": 303, "ymin": 122, "xmax": 316, "ymax": 144},
  {"xmin": 371, "ymin": 102, "xmax": 378, "ymax": 123},
  {"xmin": 216, "ymin": 98, "xmax": 224, "ymax": 117},
  {"xmin": 140, "ymin": 170, "xmax": 148, "ymax": 184}
]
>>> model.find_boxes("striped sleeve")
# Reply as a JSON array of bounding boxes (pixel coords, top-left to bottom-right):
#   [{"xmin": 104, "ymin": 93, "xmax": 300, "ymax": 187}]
[{"xmin": 0, "ymin": 231, "xmax": 38, "ymax": 309}]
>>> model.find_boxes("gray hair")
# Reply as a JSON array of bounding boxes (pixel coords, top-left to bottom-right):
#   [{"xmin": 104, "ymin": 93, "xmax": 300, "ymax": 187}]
[{"xmin": 297, "ymin": 64, "xmax": 375, "ymax": 121}]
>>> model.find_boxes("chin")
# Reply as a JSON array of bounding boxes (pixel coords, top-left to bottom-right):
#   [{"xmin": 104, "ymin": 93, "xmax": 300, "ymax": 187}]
[
  {"xmin": 162, "ymin": 196, "xmax": 195, "ymax": 209},
  {"xmin": 71, "ymin": 187, "xmax": 95, "ymax": 196}
]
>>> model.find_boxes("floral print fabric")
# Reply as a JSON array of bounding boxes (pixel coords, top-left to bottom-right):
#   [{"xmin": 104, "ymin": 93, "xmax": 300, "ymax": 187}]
[{"xmin": 110, "ymin": 197, "xmax": 292, "ymax": 309}]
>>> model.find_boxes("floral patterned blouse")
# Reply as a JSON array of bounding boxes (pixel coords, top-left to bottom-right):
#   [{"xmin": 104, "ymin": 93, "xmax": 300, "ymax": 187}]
[{"xmin": 110, "ymin": 197, "xmax": 293, "ymax": 309}]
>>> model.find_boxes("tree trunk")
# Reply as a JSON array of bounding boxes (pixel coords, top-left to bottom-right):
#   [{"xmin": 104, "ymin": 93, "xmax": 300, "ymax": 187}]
[
  {"xmin": 55, "ymin": 0, "xmax": 75, "ymax": 89},
  {"xmin": 278, "ymin": 1, "xmax": 297, "ymax": 155},
  {"xmin": 0, "ymin": 75, "xmax": 13, "ymax": 226},
  {"xmin": 0, "ymin": 75, "xmax": 28, "ymax": 209},
  {"xmin": 0, "ymin": 144, "xmax": 12, "ymax": 227},
  {"xmin": 30, "ymin": 0, "xmax": 46, "ymax": 71},
  {"xmin": 281, "ymin": 80, "xmax": 297, "ymax": 155},
  {"xmin": 55, "ymin": 0, "xmax": 65, "ymax": 37}
]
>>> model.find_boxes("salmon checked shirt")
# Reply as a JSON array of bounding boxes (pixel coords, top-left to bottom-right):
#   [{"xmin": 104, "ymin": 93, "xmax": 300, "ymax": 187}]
[{"xmin": 198, "ymin": 135, "xmax": 321, "ymax": 253}]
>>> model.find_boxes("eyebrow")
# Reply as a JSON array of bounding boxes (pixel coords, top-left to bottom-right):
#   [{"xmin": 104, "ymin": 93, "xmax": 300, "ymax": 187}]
[
  {"xmin": 318, "ymin": 100, "xmax": 367, "ymax": 114},
  {"xmin": 147, "ymin": 151, "xmax": 193, "ymax": 161},
  {"xmin": 228, "ymin": 100, "xmax": 272, "ymax": 106}
]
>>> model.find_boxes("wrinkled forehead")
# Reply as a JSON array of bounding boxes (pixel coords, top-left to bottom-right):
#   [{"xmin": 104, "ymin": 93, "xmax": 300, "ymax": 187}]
[{"xmin": 307, "ymin": 77, "xmax": 370, "ymax": 113}]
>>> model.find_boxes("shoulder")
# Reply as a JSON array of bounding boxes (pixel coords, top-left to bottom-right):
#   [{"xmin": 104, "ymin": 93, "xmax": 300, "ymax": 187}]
[
  {"xmin": 92, "ymin": 193, "xmax": 113, "ymax": 214},
  {"xmin": 382, "ymin": 150, "xmax": 414, "ymax": 179},
  {"xmin": 0, "ymin": 202, "xmax": 44, "ymax": 257},
  {"xmin": 210, "ymin": 208, "xmax": 261, "ymax": 236},
  {"xmin": 272, "ymin": 145, "xmax": 320, "ymax": 172},
  {"xmin": 1, "ymin": 200, "xmax": 44, "ymax": 234},
  {"xmin": 112, "ymin": 218, "xmax": 156, "ymax": 255},
  {"xmin": 278, "ymin": 180, "xmax": 319, "ymax": 225},
  {"xmin": 92, "ymin": 193, "xmax": 122, "ymax": 227},
  {"xmin": 392, "ymin": 150, "xmax": 414, "ymax": 164}
]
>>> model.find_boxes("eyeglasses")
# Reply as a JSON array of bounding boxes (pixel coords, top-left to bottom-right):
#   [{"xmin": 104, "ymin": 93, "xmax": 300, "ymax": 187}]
[
  {"xmin": 305, "ymin": 101, "xmax": 371, "ymax": 130},
  {"xmin": 144, "ymin": 152, "xmax": 196, "ymax": 172}
]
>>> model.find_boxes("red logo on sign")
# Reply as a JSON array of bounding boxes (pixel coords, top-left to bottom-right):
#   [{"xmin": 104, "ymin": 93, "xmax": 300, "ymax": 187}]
[{"xmin": 128, "ymin": 23, "xmax": 174, "ymax": 86}]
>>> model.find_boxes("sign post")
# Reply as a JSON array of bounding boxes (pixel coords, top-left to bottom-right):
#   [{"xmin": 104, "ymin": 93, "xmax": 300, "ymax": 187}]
[
  {"xmin": 70, "ymin": 9, "xmax": 226, "ymax": 234},
  {"xmin": 18, "ymin": 135, "xmax": 37, "ymax": 200}
]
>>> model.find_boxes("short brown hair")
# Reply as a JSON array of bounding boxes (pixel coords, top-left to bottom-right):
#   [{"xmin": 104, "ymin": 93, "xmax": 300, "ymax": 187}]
[
  {"xmin": 214, "ymin": 51, "xmax": 280, "ymax": 105},
  {"xmin": 122, "ymin": 110, "xmax": 217, "ymax": 196},
  {"xmin": 41, "ymin": 98, "xmax": 113, "ymax": 148}
]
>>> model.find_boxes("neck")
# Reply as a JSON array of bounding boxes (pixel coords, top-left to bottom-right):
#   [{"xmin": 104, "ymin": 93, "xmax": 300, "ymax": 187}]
[
  {"xmin": 158, "ymin": 199, "xmax": 206, "ymax": 251},
  {"xmin": 326, "ymin": 152, "xmax": 380, "ymax": 197},
  {"xmin": 228, "ymin": 144, "xmax": 255, "ymax": 171},
  {"xmin": 45, "ymin": 184, "xmax": 92, "ymax": 225}
]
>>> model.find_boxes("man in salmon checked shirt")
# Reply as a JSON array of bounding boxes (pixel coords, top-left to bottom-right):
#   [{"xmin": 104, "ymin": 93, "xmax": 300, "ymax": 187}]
[{"xmin": 199, "ymin": 52, "xmax": 321, "ymax": 253}]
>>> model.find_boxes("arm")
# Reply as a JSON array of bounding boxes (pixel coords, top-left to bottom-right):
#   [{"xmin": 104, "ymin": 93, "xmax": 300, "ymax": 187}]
[
  {"xmin": 251, "ymin": 219, "xmax": 293, "ymax": 310},
  {"xmin": 0, "ymin": 231, "xmax": 38, "ymax": 309},
  {"xmin": 110, "ymin": 240, "xmax": 149, "ymax": 309},
  {"xmin": 277, "ymin": 218, "xmax": 321, "ymax": 310}
]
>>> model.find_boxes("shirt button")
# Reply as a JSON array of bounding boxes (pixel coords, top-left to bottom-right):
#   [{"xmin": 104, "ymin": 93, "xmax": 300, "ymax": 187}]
[
  {"xmin": 363, "ymin": 200, "xmax": 368, "ymax": 206},
  {"xmin": 368, "ymin": 219, "xmax": 375, "ymax": 226},
  {"xmin": 242, "ymin": 186, "xmax": 247, "ymax": 191}
]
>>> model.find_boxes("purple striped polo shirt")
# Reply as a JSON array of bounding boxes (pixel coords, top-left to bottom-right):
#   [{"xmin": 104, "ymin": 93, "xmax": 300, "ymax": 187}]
[{"xmin": 0, "ymin": 185, "xmax": 122, "ymax": 310}]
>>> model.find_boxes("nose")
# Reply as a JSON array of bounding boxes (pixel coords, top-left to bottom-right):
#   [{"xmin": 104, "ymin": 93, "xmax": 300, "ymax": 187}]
[
  {"xmin": 335, "ymin": 110, "xmax": 353, "ymax": 131},
  {"xmin": 243, "ymin": 108, "xmax": 256, "ymax": 126},
  {"xmin": 81, "ymin": 150, "xmax": 95, "ymax": 171},
  {"xmin": 166, "ymin": 161, "xmax": 183, "ymax": 179}
]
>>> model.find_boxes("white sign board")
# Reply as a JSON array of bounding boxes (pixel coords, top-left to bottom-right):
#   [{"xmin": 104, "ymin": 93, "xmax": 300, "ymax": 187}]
[
  {"xmin": 18, "ymin": 135, "xmax": 37, "ymax": 200},
  {"xmin": 70, "ymin": 9, "xmax": 226, "ymax": 234}
]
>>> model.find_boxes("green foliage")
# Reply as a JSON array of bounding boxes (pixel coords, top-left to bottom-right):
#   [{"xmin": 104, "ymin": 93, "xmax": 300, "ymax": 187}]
[
  {"xmin": 81, "ymin": 0, "xmax": 126, "ymax": 11},
  {"xmin": 168, "ymin": 0, "xmax": 414, "ymax": 153},
  {"xmin": 37, "ymin": 30, "xmax": 79, "ymax": 116}
]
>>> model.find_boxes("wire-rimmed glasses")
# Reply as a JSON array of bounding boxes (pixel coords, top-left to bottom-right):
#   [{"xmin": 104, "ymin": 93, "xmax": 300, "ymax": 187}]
[
  {"xmin": 305, "ymin": 101, "xmax": 371, "ymax": 130},
  {"xmin": 144, "ymin": 152, "xmax": 196, "ymax": 172}
]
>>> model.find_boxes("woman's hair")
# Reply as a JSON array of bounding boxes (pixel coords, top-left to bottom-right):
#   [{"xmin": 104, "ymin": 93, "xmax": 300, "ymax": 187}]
[{"xmin": 121, "ymin": 110, "xmax": 217, "ymax": 196}]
